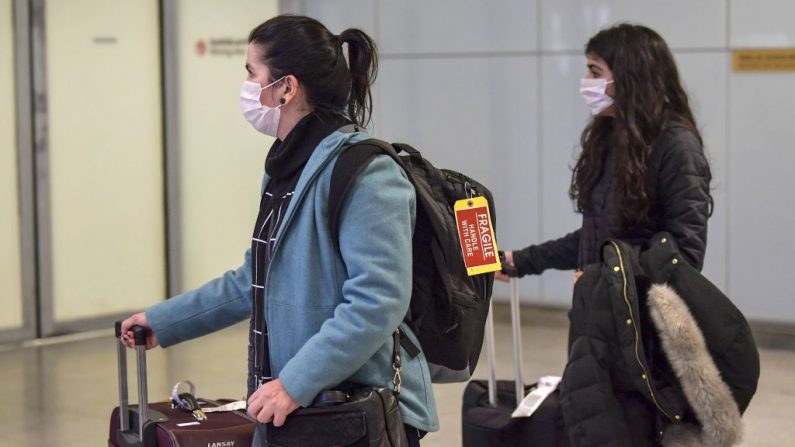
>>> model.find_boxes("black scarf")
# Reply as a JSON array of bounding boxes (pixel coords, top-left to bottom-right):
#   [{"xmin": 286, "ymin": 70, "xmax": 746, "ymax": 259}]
[{"xmin": 264, "ymin": 110, "xmax": 349, "ymax": 180}]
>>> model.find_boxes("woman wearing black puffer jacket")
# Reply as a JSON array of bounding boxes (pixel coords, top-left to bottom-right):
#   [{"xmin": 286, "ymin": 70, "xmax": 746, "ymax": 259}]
[
  {"xmin": 499, "ymin": 23, "xmax": 711, "ymax": 283},
  {"xmin": 498, "ymin": 24, "xmax": 715, "ymax": 446}
]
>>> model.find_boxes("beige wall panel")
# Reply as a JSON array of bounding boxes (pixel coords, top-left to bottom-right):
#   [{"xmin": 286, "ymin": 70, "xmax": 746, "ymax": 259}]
[
  {"xmin": 0, "ymin": 0, "xmax": 23, "ymax": 330},
  {"xmin": 46, "ymin": 0, "xmax": 165, "ymax": 321},
  {"xmin": 177, "ymin": 0, "xmax": 279, "ymax": 291}
]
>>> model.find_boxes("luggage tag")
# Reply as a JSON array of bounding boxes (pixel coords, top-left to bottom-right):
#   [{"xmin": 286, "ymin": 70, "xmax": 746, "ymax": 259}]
[
  {"xmin": 202, "ymin": 400, "xmax": 247, "ymax": 413},
  {"xmin": 453, "ymin": 196, "xmax": 502, "ymax": 276},
  {"xmin": 511, "ymin": 375, "xmax": 561, "ymax": 418}
]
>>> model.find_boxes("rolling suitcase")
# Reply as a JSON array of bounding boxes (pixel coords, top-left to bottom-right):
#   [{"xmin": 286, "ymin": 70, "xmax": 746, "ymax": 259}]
[
  {"xmin": 108, "ymin": 323, "xmax": 256, "ymax": 447},
  {"xmin": 461, "ymin": 269, "xmax": 567, "ymax": 447}
]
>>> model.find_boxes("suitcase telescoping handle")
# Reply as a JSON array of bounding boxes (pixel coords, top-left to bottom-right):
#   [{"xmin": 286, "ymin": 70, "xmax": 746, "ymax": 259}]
[
  {"xmin": 115, "ymin": 321, "xmax": 150, "ymax": 442},
  {"xmin": 484, "ymin": 256, "xmax": 524, "ymax": 407}
]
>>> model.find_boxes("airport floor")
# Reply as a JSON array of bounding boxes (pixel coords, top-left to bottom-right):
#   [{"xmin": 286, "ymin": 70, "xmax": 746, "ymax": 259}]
[{"xmin": 1, "ymin": 305, "xmax": 793, "ymax": 447}]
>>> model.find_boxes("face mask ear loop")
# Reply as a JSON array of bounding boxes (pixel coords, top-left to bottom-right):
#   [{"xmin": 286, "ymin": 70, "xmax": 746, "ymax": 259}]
[{"xmin": 260, "ymin": 75, "xmax": 286, "ymax": 91}]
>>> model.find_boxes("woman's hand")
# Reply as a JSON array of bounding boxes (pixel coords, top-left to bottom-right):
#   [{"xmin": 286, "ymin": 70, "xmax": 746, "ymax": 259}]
[
  {"xmin": 495, "ymin": 250, "xmax": 515, "ymax": 282},
  {"xmin": 119, "ymin": 312, "xmax": 159, "ymax": 350},
  {"xmin": 247, "ymin": 379, "xmax": 301, "ymax": 426},
  {"xmin": 573, "ymin": 270, "xmax": 583, "ymax": 285}
]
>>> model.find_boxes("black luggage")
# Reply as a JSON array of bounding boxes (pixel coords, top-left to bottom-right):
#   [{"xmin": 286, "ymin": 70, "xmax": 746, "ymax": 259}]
[
  {"xmin": 461, "ymin": 271, "xmax": 567, "ymax": 447},
  {"xmin": 109, "ymin": 323, "xmax": 255, "ymax": 447}
]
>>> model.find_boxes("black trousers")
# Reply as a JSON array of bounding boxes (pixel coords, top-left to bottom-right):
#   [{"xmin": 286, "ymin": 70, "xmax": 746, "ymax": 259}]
[{"xmin": 405, "ymin": 424, "xmax": 426, "ymax": 447}]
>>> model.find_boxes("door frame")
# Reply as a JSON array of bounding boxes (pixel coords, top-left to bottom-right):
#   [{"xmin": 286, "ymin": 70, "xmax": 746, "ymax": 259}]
[{"xmin": 0, "ymin": 0, "xmax": 37, "ymax": 344}]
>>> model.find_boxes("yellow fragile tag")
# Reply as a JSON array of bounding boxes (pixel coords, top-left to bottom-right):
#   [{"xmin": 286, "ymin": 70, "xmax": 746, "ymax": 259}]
[{"xmin": 453, "ymin": 196, "xmax": 502, "ymax": 276}]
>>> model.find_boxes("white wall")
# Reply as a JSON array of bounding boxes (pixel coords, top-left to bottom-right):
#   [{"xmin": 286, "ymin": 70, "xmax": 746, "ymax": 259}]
[
  {"xmin": 727, "ymin": 0, "xmax": 795, "ymax": 324},
  {"xmin": 290, "ymin": 0, "xmax": 795, "ymax": 324},
  {"xmin": 175, "ymin": 0, "xmax": 279, "ymax": 292}
]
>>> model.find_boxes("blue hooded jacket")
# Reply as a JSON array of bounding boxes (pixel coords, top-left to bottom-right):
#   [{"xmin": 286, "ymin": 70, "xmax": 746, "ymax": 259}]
[{"xmin": 145, "ymin": 130, "xmax": 439, "ymax": 432}]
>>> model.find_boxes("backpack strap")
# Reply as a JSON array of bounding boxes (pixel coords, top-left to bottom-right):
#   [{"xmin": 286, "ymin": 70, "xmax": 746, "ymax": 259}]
[
  {"xmin": 328, "ymin": 138, "xmax": 421, "ymax": 359},
  {"xmin": 329, "ymin": 140, "xmax": 422, "ymax": 246},
  {"xmin": 328, "ymin": 139, "xmax": 396, "ymax": 252}
]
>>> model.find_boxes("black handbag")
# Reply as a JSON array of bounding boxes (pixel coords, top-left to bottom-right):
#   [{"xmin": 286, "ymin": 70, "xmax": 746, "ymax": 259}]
[{"xmin": 265, "ymin": 387, "xmax": 407, "ymax": 447}]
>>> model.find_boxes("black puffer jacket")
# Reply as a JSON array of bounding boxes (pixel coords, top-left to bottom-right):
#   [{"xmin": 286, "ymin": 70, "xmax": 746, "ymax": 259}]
[
  {"xmin": 559, "ymin": 234, "xmax": 759, "ymax": 447},
  {"xmin": 514, "ymin": 124, "xmax": 711, "ymax": 274}
]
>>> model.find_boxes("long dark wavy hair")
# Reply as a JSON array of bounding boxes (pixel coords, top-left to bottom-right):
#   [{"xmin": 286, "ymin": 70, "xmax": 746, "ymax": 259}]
[
  {"xmin": 249, "ymin": 15, "xmax": 378, "ymax": 127},
  {"xmin": 570, "ymin": 24, "xmax": 708, "ymax": 226}
]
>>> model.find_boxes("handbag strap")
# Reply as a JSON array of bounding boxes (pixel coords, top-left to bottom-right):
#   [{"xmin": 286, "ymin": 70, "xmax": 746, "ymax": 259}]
[{"xmin": 392, "ymin": 330, "xmax": 402, "ymax": 396}]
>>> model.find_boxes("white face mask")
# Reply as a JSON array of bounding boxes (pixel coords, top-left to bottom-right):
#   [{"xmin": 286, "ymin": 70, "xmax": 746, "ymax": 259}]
[
  {"xmin": 579, "ymin": 78, "xmax": 614, "ymax": 115},
  {"xmin": 240, "ymin": 77, "xmax": 285, "ymax": 136}
]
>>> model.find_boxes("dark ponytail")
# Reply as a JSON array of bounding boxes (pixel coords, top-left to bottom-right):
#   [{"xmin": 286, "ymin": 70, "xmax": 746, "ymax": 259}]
[
  {"xmin": 248, "ymin": 15, "xmax": 378, "ymax": 127},
  {"xmin": 339, "ymin": 28, "xmax": 378, "ymax": 128}
]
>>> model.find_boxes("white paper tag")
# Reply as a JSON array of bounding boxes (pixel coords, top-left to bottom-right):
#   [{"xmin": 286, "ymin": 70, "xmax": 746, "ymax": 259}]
[
  {"xmin": 176, "ymin": 422, "xmax": 201, "ymax": 427},
  {"xmin": 201, "ymin": 400, "xmax": 247, "ymax": 413},
  {"xmin": 511, "ymin": 375, "xmax": 561, "ymax": 418}
]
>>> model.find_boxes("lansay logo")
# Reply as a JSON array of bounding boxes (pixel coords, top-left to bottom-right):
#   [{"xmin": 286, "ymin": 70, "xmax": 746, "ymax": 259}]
[{"xmin": 208, "ymin": 442, "xmax": 234, "ymax": 447}]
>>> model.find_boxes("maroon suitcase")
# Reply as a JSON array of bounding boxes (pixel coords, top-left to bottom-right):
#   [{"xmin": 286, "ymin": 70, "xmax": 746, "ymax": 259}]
[{"xmin": 109, "ymin": 323, "xmax": 256, "ymax": 447}]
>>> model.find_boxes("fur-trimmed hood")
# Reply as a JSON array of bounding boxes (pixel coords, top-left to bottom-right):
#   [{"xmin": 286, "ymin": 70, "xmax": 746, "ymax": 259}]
[{"xmin": 648, "ymin": 284, "xmax": 742, "ymax": 447}]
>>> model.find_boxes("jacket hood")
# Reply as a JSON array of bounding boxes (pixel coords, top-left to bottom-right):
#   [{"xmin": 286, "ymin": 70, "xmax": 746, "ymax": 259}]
[{"xmin": 648, "ymin": 283, "xmax": 743, "ymax": 447}]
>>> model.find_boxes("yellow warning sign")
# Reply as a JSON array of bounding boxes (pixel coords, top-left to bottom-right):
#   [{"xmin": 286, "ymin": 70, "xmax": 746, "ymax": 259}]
[{"xmin": 733, "ymin": 49, "xmax": 795, "ymax": 72}]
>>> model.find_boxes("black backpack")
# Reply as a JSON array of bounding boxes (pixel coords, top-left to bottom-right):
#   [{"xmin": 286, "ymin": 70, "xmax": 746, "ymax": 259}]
[{"xmin": 328, "ymin": 139, "xmax": 496, "ymax": 383}]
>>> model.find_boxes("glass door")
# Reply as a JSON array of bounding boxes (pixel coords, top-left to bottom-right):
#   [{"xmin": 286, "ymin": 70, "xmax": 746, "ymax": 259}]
[{"xmin": 35, "ymin": 0, "xmax": 166, "ymax": 335}]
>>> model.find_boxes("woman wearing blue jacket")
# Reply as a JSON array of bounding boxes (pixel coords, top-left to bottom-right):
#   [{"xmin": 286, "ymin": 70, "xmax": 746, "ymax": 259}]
[{"xmin": 120, "ymin": 15, "xmax": 437, "ymax": 445}]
